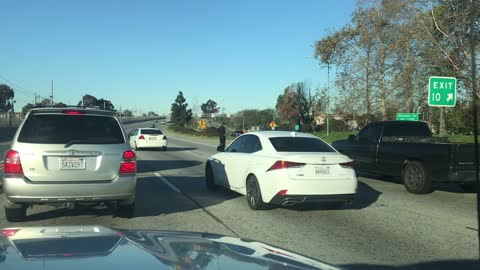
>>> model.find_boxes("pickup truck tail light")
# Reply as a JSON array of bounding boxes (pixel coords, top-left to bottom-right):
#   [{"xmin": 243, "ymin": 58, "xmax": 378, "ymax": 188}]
[
  {"xmin": 119, "ymin": 150, "xmax": 136, "ymax": 174},
  {"xmin": 267, "ymin": 161, "xmax": 305, "ymax": 171},
  {"xmin": 4, "ymin": 150, "xmax": 24, "ymax": 176}
]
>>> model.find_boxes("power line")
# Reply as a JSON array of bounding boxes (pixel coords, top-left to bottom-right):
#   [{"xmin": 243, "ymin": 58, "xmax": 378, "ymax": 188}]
[
  {"xmin": 0, "ymin": 74, "xmax": 37, "ymax": 96},
  {"xmin": 0, "ymin": 77, "xmax": 52, "ymax": 104}
]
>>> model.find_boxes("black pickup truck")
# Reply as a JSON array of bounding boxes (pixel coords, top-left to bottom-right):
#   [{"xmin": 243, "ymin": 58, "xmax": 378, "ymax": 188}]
[{"xmin": 332, "ymin": 121, "xmax": 477, "ymax": 194}]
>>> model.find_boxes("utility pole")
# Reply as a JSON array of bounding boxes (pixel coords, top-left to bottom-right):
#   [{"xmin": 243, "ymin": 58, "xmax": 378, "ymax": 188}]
[
  {"xmin": 468, "ymin": 0, "xmax": 479, "ymax": 257},
  {"xmin": 50, "ymin": 80, "xmax": 54, "ymax": 107},
  {"xmin": 242, "ymin": 110, "xmax": 245, "ymax": 131},
  {"xmin": 326, "ymin": 63, "xmax": 330, "ymax": 137},
  {"xmin": 34, "ymin": 93, "xmax": 37, "ymax": 105}
]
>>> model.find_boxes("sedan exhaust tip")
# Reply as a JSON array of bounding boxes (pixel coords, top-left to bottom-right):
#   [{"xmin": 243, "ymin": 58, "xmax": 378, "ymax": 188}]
[{"xmin": 281, "ymin": 198, "xmax": 306, "ymax": 206}]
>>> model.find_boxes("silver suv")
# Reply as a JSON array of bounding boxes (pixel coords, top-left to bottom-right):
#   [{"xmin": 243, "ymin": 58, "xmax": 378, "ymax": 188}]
[{"xmin": 2, "ymin": 107, "xmax": 136, "ymax": 222}]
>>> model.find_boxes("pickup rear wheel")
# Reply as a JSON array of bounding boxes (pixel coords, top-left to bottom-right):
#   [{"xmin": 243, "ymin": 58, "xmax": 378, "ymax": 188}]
[{"xmin": 402, "ymin": 161, "xmax": 432, "ymax": 194}]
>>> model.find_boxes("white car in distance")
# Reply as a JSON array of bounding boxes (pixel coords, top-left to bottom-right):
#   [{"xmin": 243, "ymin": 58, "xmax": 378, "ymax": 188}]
[
  {"xmin": 205, "ymin": 131, "xmax": 357, "ymax": 210},
  {"xmin": 129, "ymin": 128, "xmax": 167, "ymax": 151}
]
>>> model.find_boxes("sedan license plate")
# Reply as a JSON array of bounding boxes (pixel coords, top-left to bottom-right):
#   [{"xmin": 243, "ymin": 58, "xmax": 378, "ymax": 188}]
[
  {"xmin": 315, "ymin": 165, "xmax": 330, "ymax": 175},
  {"xmin": 149, "ymin": 137, "xmax": 157, "ymax": 140},
  {"xmin": 60, "ymin": 157, "xmax": 86, "ymax": 170}
]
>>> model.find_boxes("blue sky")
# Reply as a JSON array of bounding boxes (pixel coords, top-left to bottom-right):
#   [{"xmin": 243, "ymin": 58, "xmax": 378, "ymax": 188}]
[{"xmin": 1, "ymin": 0, "xmax": 356, "ymax": 115}]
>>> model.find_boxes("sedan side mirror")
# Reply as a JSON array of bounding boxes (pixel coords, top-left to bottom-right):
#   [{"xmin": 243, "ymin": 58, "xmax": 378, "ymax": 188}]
[
  {"xmin": 216, "ymin": 145, "xmax": 225, "ymax": 152},
  {"xmin": 348, "ymin": 135, "xmax": 356, "ymax": 141}
]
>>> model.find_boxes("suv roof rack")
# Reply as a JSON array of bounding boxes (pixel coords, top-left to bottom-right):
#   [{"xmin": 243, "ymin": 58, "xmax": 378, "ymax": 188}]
[
  {"xmin": 29, "ymin": 107, "xmax": 116, "ymax": 116},
  {"xmin": 32, "ymin": 104, "xmax": 115, "ymax": 110}
]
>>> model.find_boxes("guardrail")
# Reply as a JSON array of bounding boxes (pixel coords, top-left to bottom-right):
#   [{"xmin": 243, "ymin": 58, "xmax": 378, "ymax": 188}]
[{"xmin": 0, "ymin": 113, "xmax": 165, "ymax": 128}]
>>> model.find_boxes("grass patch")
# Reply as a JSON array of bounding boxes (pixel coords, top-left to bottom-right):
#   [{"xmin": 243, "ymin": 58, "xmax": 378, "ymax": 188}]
[
  {"xmin": 310, "ymin": 131, "xmax": 353, "ymax": 143},
  {"xmin": 438, "ymin": 135, "xmax": 478, "ymax": 144},
  {"xmin": 167, "ymin": 125, "xmax": 478, "ymax": 144}
]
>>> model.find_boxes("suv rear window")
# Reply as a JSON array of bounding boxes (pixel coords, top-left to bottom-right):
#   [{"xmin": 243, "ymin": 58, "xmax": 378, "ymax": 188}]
[
  {"xmin": 141, "ymin": 129, "xmax": 163, "ymax": 135},
  {"xmin": 18, "ymin": 114, "xmax": 125, "ymax": 144},
  {"xmin": 269, "ymin": 137, "xmax": 335, "ymax": 152}
]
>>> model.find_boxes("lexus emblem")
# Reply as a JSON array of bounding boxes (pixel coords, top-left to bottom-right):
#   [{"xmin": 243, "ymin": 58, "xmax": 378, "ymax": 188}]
[
  {"xmin": 69, "ymin": 150, "xmax": 77, "ymax": 156},
  {"xmin": 321, "ymin": 156, "xmax": 327, "ymax": 162}
]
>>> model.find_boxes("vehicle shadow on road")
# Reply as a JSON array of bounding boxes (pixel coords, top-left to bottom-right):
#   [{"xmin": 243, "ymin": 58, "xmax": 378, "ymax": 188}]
[
  {"xmin": 432, "ymin": 183, "xmax": 478, "ymax": 194},
  {"xmin": 24, "ymin": 175, "xmax": 237, "ymax": 221},
  {"xmin": 135, "ymin": 147, "xmax": 197, "ymax": 152},
  {"xmin": 164, "ymin": 175, "xmax": 243, "ymax": 204},
  {"xmin": 133, "ymin": 175, "xmax": 233, "ymax": 218},
  {"xmin": 356, "ymin": 171, "xmax": 476, "ymax": 194},
  {"xmin": 342, "ymin": 259, "xmax": 480, "ymax": 270},
  {"xmin": 285, "ymin": 181, "xmax": 382, "ymax": 211},
  {"xmin": 137, "ymin": 160, "xmax": 203, "ymax": 173},
  {"xmin": 166, "ymin": 147, "xmax": 197, "ymax": 152},
  {"xmin": 25, "ymin": 206, "xmax": 115, "ymax": 222}
]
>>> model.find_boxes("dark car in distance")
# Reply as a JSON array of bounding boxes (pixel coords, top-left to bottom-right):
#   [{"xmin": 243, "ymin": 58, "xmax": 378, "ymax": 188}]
[{"xmin": 231, "ymin": 130, "xmax": 244, "ymax": 137}]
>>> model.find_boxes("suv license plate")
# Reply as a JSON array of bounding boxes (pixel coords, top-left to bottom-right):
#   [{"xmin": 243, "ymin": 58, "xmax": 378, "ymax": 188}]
[{"xmin": 60, "ymin": 158, "xmax": 86, "ymax": 170}]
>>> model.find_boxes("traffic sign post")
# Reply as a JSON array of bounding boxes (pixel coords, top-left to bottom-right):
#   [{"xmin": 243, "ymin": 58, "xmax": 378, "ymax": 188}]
[
  {"xmin": 269, "ymin": 121, "xmax": 276, "ymax": 130},
  {"xmin": 197, "ymin": 119, "xmax": 206, "ymax": 130},
  {"xmin": 428, "ymin": 76, "xmax": 457, "ymax": 107},
  {"xmin": 428, "ymin": 76, "xmax": 457, "ymax": 136},
  {"xmin": 396, "ymin": 113, "xmax": 419, "ymax": 121}
]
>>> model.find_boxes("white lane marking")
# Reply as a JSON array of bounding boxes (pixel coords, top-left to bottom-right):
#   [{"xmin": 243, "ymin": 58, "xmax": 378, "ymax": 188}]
[{"xmin": 153, "ymin": 172, "xmax": 180, "ymax": 193}]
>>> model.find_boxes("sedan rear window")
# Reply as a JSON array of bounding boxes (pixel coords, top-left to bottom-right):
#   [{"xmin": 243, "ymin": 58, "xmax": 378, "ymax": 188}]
[
  {"xmin": 141, "ymin": 129, "xmax": 163, "ymax": 135},
  {"xmin": 269, "ymin": 137, "xmax": 335, "ymax": 152},
  {"xmin": 18, "ymin": 114, "xmax": 125, "ymax": 144}
]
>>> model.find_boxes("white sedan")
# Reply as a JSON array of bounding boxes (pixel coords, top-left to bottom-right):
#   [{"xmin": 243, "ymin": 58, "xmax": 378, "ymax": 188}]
[
  {"xmin": 129, "ymin": 128, "xmax": 167, "ymax": 151},
  {"xmin": 205, "ymin": 131, "xmax": 357, "ymax": 210}
]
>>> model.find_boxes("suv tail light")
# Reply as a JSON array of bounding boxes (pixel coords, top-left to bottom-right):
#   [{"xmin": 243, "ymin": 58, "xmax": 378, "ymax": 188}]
[
  {"xmin": 138, "ymin": 135, "xmax": 145, "ymax": 140},
  {"xmin": 4, "ymin": 150, "xmax": 24, "ymax": 175},
  {"xmin": 267, "ymin": 160, "xmax": 305, "ymax": 171},
  {"xmin": 63, "ymin": 110, "xmax": 84, "ymax": 115},
  {"xmin": 119, "ymin": 150, "xmax": 136, "ymax": 174},
  {"xmin": 0, "ymin": 229, "xmax": 19, "ymax": 237},
  {"xmin": 163, "ymin": 136, "xmax": 167, "ymax": 140},
  {"xmin": 340, "ymin": 161, "xmax": 353, "ymax": 168}
]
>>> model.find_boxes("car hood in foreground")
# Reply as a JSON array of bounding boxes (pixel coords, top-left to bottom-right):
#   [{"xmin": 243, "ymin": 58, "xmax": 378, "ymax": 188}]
[{"xmin": 0, "ymin": 225, "xmax": 341, "ymax": 270}]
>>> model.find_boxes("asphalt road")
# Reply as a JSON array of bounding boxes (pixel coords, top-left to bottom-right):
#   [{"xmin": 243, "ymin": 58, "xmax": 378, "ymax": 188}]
[{"xmin": 0, "ymin": 122, "xmax": 479, "ymax": 269}]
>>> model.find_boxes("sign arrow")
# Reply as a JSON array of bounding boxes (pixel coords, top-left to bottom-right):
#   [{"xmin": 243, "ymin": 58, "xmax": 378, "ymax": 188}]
[{"xmin": 446, "ymin": 93, "xmax": 453, "ymax": 101}]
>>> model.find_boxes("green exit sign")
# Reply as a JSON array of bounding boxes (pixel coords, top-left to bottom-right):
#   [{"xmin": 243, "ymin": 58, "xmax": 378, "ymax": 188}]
[
  {"xmin": 396, "ymin": 113, "xmax": 419, "ymax": 121},
  {"xmin": 428, "ymin": 76, "xmax": 456, "ymax": 107}
]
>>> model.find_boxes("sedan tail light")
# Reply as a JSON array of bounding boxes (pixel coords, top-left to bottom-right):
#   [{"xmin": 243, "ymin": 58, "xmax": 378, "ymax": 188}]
[
  {"xmin": 4, "ymin": 150, "xmax": 24, "ymax": 175},
  {"xmin": 119, "ymin": 150, "xmax": 136, "ymax": 174},
  {"xmin": 340, "ymin": 161, "xmax": 353, "ymax": 168},
  {"xmin": 267, "ymin": 160, "xmax": 305, "ymax": 171},
  {"xmin": 138, "ymin": 135, "xmax": 145, "ymax": 140},
  {"xmin": 163, "ymin": 136, "xmax": 167, "ymax": 140}
]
